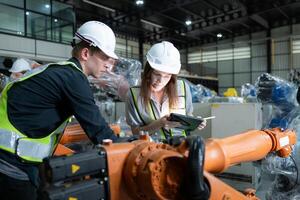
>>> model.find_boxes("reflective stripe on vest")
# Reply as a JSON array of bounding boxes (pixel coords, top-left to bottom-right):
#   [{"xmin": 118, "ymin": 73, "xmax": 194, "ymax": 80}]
[
  {"xmin": 0, "ymin": 61, "xmax": 82, "ymax": 162},
  {"xmin": 130, "ymin": 80, "xmax": 187, "ymax": 139}
]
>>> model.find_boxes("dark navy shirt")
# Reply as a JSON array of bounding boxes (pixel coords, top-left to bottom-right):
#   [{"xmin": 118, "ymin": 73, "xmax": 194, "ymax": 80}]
[{"xmin": 0, "ymin": 57, "xmax": 116, "ymax": 186}]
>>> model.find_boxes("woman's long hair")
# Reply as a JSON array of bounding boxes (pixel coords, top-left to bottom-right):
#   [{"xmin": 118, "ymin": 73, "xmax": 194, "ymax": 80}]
[{"xmin": 140, "ymin": 62, "xmax": 178, "ymax": 108}]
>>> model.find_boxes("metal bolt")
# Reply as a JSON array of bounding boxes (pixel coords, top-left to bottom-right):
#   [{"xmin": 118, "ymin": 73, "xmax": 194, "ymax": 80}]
[{"xmin": 102, "ymin": 139, "xmax": 113, "ymax": 145}]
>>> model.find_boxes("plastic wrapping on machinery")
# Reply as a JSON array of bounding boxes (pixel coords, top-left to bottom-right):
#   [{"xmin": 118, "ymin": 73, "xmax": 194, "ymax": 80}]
[
  {"xmin": 241, "ymin": 83, "xmax": 258, "ymax": 102},
  {"xmin": 260, "ymin": 142, "xmax": 300, "ymax": 200},
  {"xmin": 255, "ymin": 73, "xmax": 298, "ymax": 107},
  {"xmin": 255, "ymin": 73, "xmax": 300, "ymax": 200},
  {"xmin": 0, "ymin": 73, "xmax": 9, "ymax": 92},
  {"xmin": 114, "ymin": 57, "xmax": 142, "ymax": 87},
  {"xmin": 241, "ymin": 83, "xmax": 257, "ymax": 98},
  {"xmin": 89, "ymin": 57, "xmax": 142, "ymax": 101},
  {"xmin": 255, "ymin": 73, "xmax": 299, "ymax": 129},
  {"xmin": 185, "ymin": 79, "xmax": 215, "ymax": 103}
]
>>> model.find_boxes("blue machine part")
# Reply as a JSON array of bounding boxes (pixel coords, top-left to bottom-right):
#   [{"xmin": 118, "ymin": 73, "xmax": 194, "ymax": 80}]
[
  {"xmin": 269, "ymin": 118, "xmax": 289, "ymax": 129},
  {"xmin": 271, "ymin": 83, "xmax": 295, "ymax": 104}
]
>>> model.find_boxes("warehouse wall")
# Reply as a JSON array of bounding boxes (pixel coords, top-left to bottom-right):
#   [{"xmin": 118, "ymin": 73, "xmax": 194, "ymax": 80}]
[
  {"xmin": 0, "ymin": 32, "xmax": 72, "ymax": 62},
  {"xmin": 187, "ymin": 24, "xmax": 300, "ymax": 95},
  {"xmin": 0, "ymin": 31, "xmax": 151, "ymax": 67}
]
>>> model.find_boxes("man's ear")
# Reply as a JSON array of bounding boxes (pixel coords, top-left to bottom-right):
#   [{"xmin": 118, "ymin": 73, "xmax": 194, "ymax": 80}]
[{"xmin": 80, "ymin": 48, "xmax": 89, "ymax": 61}]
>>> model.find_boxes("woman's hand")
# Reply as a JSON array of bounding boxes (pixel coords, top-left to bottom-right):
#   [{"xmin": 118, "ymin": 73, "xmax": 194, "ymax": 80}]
[
  {"xmin": 198, "ymin": 118, "xmax": 207, "ymax": 130},
  {"xmin": 160, "ymin": 115, "xmax": 182, "ymax": 129},
  {"xmin": 135, "ymin": 115, "xmax": 182, "ymax": 134},
  {"xmin": 149, "ymin": 115, "xmax": 181, "ymax": 130}
]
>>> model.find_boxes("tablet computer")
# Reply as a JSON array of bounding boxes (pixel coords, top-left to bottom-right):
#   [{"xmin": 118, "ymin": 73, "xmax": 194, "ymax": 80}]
[{"xmin": 168, "ymin": 113, "xmax": 204, "ymax": 132}]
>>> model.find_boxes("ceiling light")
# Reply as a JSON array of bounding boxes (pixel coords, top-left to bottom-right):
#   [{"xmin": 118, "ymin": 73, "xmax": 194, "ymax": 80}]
[
  {"xmin": 217, "ymin": 33, "xmax": 223, "ymax": 38},
  {"xmin": 136, "ymin": 0, "xmax": 144, "ymax": 5},
  {"xmin": 26, "ymin": 11, "xmax": 30, "ymax": 15},
  {"xmin": 185, "ymin": 20, "xmax": 192, "ymax": 26},
  {"xmin": 45, "ymin": 4, "xmax": 50, "ymax": 8}
]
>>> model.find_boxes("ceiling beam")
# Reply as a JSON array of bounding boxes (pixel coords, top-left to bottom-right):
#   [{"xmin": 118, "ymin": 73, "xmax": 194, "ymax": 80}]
[
  {"xmin": 235, "ymin": 20, "xmax": 251, "ymax": 29},
  {"xmin": 176, "ymin": 7, "xmax": 205, "ymax": 23},
  {"xmin": 272, "ymin": 3, "xmax": 290, "ymax": 20},
  {"xmin": 82, "ymin": 0, "xmax": 116, "ymax": 12},
  {"xmin": 172, "ymin": 4, "xmax": 234, "ymax": 35},
  {"xmin": 199, "ymin": 0, "xmax": 222, "ymax": 13},
  {"xmin": 250, "ymin": 14, "xmax": 269, "ymax": 29},
  {"xmin": 75, "ymin": 7, "xmax": 150, "ymax": 35}
]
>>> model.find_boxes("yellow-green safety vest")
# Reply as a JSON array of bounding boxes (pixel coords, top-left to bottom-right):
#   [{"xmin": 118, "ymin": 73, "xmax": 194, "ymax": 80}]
[
  {"xmin": 0, "ymin": 61, "xmax": 82, "ymax": 163},
  {"xmin": 130, "ymin": 80, "xmax": 187, "ymax": 140}
]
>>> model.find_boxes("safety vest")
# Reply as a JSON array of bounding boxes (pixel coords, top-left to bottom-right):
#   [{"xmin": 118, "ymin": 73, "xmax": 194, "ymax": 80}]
[
  {"xmin": 130, "ymin": 80, "xmax": 187, "ymax": 140},
  {"xmin": 0, "ymin": 61, "xmax": 82, "ymax": 163}
]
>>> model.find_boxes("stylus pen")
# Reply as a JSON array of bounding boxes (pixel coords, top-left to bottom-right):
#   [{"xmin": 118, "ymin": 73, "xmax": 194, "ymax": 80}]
[{"xmin": 203, "ymin": 116, "xmax": 216, "ymax": 120}]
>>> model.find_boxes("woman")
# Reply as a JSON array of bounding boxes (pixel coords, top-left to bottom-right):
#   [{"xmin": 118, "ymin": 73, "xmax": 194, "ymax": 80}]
[{"xmin": 126, "ymin": 41, "xmax": 206, "ymax": 140}]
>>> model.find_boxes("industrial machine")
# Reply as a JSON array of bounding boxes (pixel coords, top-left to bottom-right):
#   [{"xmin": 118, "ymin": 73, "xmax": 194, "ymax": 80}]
[{"xmin": 41, "ymin": 125, "xmax": 296, "ymax": 200}]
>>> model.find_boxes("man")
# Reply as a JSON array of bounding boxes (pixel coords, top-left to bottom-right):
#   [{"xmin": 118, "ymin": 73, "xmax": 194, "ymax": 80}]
[{"xmin": 0, "ymin": 21, "xmax": 119, "ymax": 200}]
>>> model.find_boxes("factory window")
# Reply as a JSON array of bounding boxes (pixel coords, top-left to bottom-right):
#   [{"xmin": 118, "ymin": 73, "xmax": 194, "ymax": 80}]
[
  {"xmin": 115, "ymin": 43, "xmax": 133, "ymax": 58},
  {"xmin": 292, "ymin": 39, "xmax": 300, "ymax": 54},
  {"xmin": 52, "ymin": 1, "xmax": 74, "ymax": 23},
  {"xmin": 0, "ymin": 4, "xmax": 24, "ymax": 35},
  {"xmin": 233, "ymin": 47, "xmax": 250, "ymax": 59},
  {"xmin": 202, "ymin": 50, "xmax": 217, "ymax": 62},
  {"xmin": 216, "ymin": 48, "xmax": 233, "ymax": 61},
  {"xmin": 27, "ymin": 12, "xmax": 51, "ymax": 40},
  {"xmin": 53, "ymin": 23, "xmax": 73, "ymax": 44},
  {"xmin": 0, "ymin": 0, "xmax": 24, "ymax": 8},
  {"xmin": 188, "ymin": 46, "xmax": 250, "ymax": 64},
  {"xmin": 26, "ymin": 0, "xmax": 51, "ymax": 15},
  {"xmin": 0, "ymin": 0, "xmax": 74, "ymax": 44},
  {"xmin": 188, "ymin": 51, "xmax": 202, "ymax": 64}
]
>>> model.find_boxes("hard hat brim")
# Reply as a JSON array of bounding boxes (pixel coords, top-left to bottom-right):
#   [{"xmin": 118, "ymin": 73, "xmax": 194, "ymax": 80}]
[
  {"xmin": 148, "ymin": 61, "xmax": 180, "ymax": 75},
  {"xmin": 9, "ymin": 68, "xmax": 30, "ymax": 73},
  {"xmin": 74, "ymin": 35, "xmax": 118, "ymax": 60},
  {"xmin": 101, "ymin": 49, "xmax": 118, "ymax": 60}
]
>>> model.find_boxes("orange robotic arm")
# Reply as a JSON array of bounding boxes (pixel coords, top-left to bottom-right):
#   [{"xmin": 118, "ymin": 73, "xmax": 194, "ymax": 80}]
[
  {"xmin": 204, "ymin": 128, "xmax": 296, "ymax": 173},
  {"xmin": 101, "ymin": 128, "xmax": 296, "ymax": 200}
]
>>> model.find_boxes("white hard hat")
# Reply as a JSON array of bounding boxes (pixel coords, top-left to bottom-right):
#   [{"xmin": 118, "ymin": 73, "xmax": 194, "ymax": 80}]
[
  {"xmin": 74, "ymin": 21, "xmax": 118, "ymax": 59},
  {"xmin": 146, "ymin": 41, "xmax": 181, "ymax": 74},
  {"xmin": 9, "ymin": 58, "xmax": 31, "ymax": 73}
]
